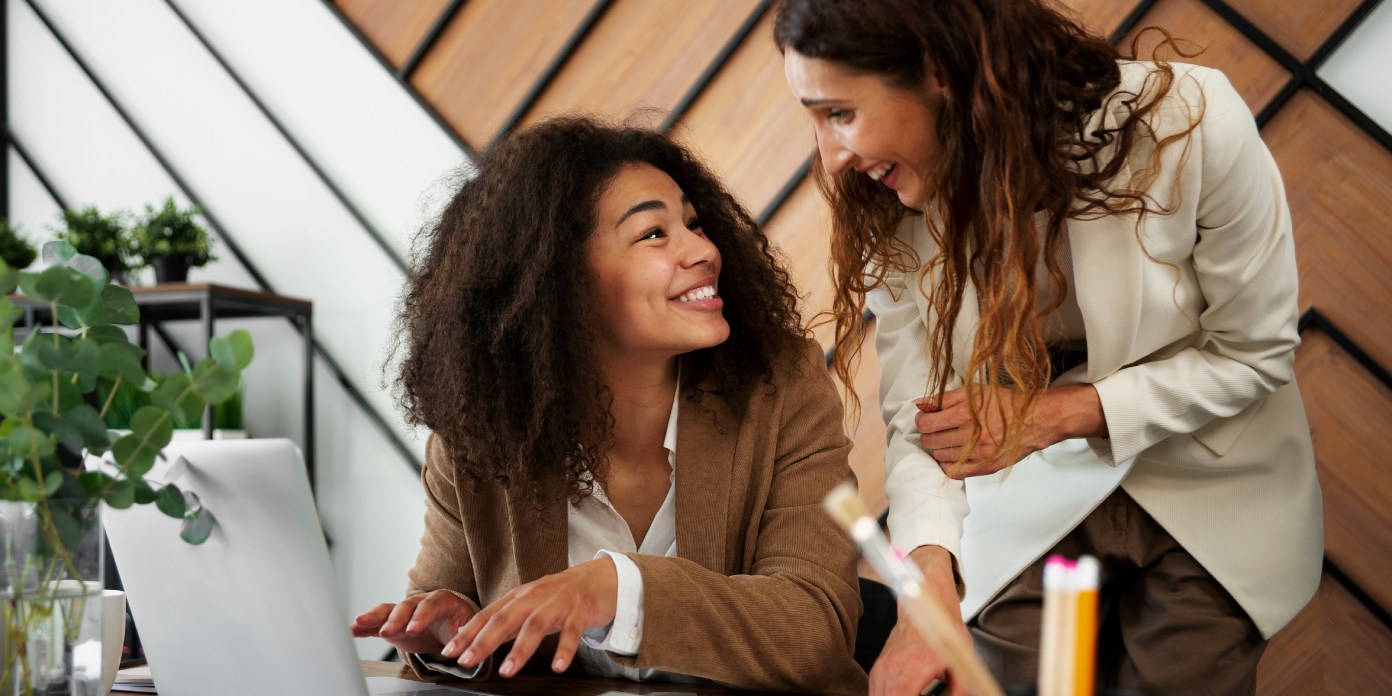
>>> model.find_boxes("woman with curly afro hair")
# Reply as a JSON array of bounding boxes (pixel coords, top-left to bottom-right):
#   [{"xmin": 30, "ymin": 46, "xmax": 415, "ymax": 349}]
[{"xmin": 350, "ymin": 117, "xmax": 867, "ymax": 694}]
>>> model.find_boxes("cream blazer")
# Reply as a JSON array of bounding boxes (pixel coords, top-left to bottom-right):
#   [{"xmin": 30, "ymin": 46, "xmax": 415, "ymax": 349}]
[{"xmin": 868, "ymin": 62, "xmax": 1322, "ymax": 638}]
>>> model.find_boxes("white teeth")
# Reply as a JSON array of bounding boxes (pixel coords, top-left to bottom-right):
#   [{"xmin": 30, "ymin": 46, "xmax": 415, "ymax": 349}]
[
  {"xmin": 867, "ymin": 162, "xmax": 894, "ymax": 181},
  {"xmin": 676, "ymin": 285, "xmax": 716, "ymax": 302}
]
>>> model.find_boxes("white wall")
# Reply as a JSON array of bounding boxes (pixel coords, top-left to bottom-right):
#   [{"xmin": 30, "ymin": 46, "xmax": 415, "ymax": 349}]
[
  {"xmin": 6, "ymin": 0, "xmax": 472, "ymax": 660},
  {"xmin": 1319, "ymin": 0, "xmax": 1392, "ymax": 134}
]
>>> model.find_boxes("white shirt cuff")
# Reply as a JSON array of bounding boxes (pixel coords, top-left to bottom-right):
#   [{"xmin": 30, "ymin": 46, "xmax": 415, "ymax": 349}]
[
  {"xmin": 584, "ymin": 550, "xmax": 643, "ymax": 655},
  {"xmin": 415, "ymin": 653, "xmax": 484, "ymax": 679}
]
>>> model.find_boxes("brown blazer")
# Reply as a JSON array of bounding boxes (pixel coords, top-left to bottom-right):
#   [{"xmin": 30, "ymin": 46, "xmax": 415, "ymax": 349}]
[{"xmin": 403, "ymin": 339, "xmax": 868, "ymax": 694}]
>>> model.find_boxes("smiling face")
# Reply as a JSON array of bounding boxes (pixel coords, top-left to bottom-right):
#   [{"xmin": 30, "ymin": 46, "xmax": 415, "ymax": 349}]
[
  {"xmin": 783, "ymin": 50, "xmax": 944, "ymax": 209},
  {"xmin": 586, "ymin": 163, "xmax": 730, "ymax": 364}
]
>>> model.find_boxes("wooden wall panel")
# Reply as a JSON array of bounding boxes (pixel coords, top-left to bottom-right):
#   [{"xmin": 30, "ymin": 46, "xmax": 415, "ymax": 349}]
[
  {"xmin": 1126, "ymin": 0, "xmax": 1289, "ymax": 113},
  {"xmin": 411, "ymin": 0, "xmax": 597, "ymax": 148},
  {"xmin": 672, "ymin": 13, "xmax": 811, "ymax": 216},
  {"xmin": 1224, "ymin": 0, "xmax": 1362, "ymax": 60},
  {"xmin": 1259, "ymin": 574, "xmax": 1392, "ymax": 693},
  {"xmin": 762, "ymin": 177, "xmax": 835, "ymax": 346},
  {"xmin": 1293, "ymin": 331, "xmax": 1392, "ymax": 612},
  {"xmin": 1263, "ymin": 90, "xmax": 1392, "ymax": 370},
  {"xmin": 335, "ymin": 0, "xmax": 450, "ymax": 68},
  {"xmin": 520, "ymin": 0, "xmax": 762, "ymax": 129},
  {"xmin": 1056, "ymin": 0, "xmax": 1145, "ymax": 39}
]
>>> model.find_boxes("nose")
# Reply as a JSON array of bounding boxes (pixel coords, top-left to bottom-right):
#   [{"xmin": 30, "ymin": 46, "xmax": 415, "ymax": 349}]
[
  {"xmin": 681, "ymin": 227, "xmax": 720, "ymax": 270},
  {"xmin": 816, "ymin": 128, "xmax": 855, "ymax": 177}
]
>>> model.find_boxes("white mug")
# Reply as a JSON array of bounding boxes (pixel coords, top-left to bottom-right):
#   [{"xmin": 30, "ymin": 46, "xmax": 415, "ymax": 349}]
[{"xmin": 102, "ymin": 589, "xmax": 126, "ymax": 694}]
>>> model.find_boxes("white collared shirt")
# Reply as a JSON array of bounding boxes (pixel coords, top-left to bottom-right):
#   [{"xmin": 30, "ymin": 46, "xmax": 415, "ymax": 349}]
[
  {"xmin": 423, "ymin": 384, "xmax": 683, "ymax": 682},
  {"xmin": 570, "ymin": 382, "xmax": 684, "ymax": 682}
]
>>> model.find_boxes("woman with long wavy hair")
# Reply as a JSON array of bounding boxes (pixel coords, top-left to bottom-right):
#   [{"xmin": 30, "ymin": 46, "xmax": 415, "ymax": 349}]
[
  {"xmin": 777, "ymin": 1, "xmax": 1320, "ymax": 694},
  {"xmin": 349, "ymin": 118, "xmax": 866, "ymax": 693}
]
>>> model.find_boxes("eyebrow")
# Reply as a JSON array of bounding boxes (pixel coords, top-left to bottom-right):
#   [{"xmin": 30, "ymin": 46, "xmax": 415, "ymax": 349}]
[
  {"xmin": 800, "ymin": 97, "xmax": 848, "ymax": 107},
  {"xmin": 615, "ymin": 194, "xmax": 691, "ymax": 228}
]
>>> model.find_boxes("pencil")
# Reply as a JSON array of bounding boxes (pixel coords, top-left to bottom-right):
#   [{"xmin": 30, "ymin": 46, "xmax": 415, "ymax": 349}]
[
  {"xmin": 823, "ymin": 484, "xmax": 1004, "ymax": 696},
  {"xmin": 1072, "ymin": 556, "xmax": 1099, "ymax": 696},
  {"xmin": 1038, "ymin": 556, "xmax": 1068, "ymax": 696}
]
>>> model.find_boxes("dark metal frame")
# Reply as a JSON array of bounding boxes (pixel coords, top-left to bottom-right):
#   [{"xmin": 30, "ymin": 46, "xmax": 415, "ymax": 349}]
[
  {"xmin": 18, "ymin": 0, "xmax": 422, "ymax": 474},
  {"xmin": 2, "ymin": 0, "xmax": 8, "ymax": 222},
  {"xmin": 161, "ymin": 0, "xmax": 406, "ymax": 272}
]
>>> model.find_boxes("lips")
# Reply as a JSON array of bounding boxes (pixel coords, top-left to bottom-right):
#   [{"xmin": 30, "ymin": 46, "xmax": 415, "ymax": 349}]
[{"xmin": 865, "ymin": 161, "xmax": 895, "ymax": 182}]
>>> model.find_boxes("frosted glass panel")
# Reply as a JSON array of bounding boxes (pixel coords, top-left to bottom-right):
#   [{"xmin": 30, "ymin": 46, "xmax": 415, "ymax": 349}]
[{"xmin": 1319, "ymin": 0, "xmax": 1392, "ymax": 135}]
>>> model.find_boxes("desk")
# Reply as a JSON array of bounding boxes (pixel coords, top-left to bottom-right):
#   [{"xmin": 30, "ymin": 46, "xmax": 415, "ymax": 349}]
[{"xmin": 113, "ymin": 660, "xmax": 778, "ymax": 694}]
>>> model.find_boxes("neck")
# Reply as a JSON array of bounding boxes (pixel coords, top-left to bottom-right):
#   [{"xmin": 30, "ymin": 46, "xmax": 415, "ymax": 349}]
[{"xmin": 599, "ymin": 353, "xmax": 678, "ymax": 459}]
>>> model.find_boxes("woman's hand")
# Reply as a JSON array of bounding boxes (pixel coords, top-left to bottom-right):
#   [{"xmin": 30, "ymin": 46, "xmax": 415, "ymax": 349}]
[
  {"xmin": 915, "ymin": 383, "xmax": 1105, "ymax": 478},
  {"xmin": 446, "ymin": 557, "xmax": 619, "ymax": 677},
  {"xmin": 351, "ymin": 589, "xmax": 477, "ymax": 658},
  {"xmin": 870, "ymin": 546, "xmax": 971, "ymax": 696}
]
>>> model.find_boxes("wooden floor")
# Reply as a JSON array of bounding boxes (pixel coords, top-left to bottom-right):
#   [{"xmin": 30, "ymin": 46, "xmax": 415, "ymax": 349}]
[{"xmin": 333, "ymin": 1, "xmax": 1392, "ymax": 690}]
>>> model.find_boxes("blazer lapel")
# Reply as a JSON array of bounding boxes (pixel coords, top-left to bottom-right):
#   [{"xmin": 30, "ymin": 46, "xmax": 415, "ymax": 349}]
[
  {"xmin": 505, "ymin": 468, "xmax": 568, "ymax": 584},
  {"xmin": 672, "ymin": 383, "xmax": 733, "ymax": 574}
]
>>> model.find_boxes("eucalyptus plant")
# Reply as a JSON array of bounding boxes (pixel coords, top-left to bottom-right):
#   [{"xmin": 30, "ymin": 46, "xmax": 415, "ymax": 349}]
[{"xmin": 0, "ymin": 240, "xmax": 253, "ymax": 543}]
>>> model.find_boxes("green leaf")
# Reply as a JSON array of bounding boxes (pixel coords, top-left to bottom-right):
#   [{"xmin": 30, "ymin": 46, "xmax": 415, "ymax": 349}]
[
  {"xmin": 152, "ymin": 374, "xmax": 204, "ymax": 426},
  {"xmin": 17, "ymin": 477, "xmax": 45, "ymax": 502},
  {"xmin": 32, "ymin": 265, "xmax": 97, "ymax": 308},
  {"xmin": 99, "ymin": 341, "xmax": 148, "ymax": 385},
  {"xmin": 0, "ymin": 260, "xmax": 19, "ymax": 296},
  {"xmin": 0, "ymin": 296, "xmax": 22, "ymax": 333},
  {"xmin": 103, "ymin": 479, "xmax": 136, "ymax": 509},
  {"xmin": 65, "ymin": 403, "xmax": 112, "ymax": 454},
  {"xmin": 60, "ymin": 338, "xmax": 102, "ymax": 392},
  {"xmin": 78, "ymin": 470, "xmax": 112, "ymax": 492},
  {"xmin": 111, "ymin": 405, "xmax": 172, "ymax": 477},
  {"xmin": 41, "ymin": 241, "xmax": 77, "ymax": 266},
  {"xmin": 156, "ymin": 483, "xmax": 187, "ymax": 518},
  {"xmin": 8, "ymin": 425, "xmax": 56, "ymax": 460},
  {"xmin": 0, "ymin": 362, "xmax": 44, "ymax": 416},
  {"xmin": 190, "ymin": 357, "xmax": 239, "ymax": 404},
  {"xmin": 85, "ymin": 325, "xmax": 129, "ymax": 343},
  {"xmin": 64, "ymin": 253, "xmax": 109, "ymax": 287},
  {"xmin": 57, "ymin": 290, "xmax": 105, "ymax": 330},
  {"xmin": 42, "ymin": 470, "xmax": 62, "ymax": 495},
  {"xmin": 210, "ymin": 330, "xmax": 254, "ymax": 371},
  {"xmin": 31, "ymin": 411, "xmax": 81, "ymax": 456},
  {"xmin": 49, "ymin": 505, "xmax": 85, "ymax": 551},
  {"xmin": 180, "ymin": 504, "xmax": 216, "ymax": 545},
  {"xmin": 100, "ymin": 284, "xmax": 139, "ymax": 325},
  {"xmin": 133, "ymin": 480, "xmax": 159, "ymax": 505}
]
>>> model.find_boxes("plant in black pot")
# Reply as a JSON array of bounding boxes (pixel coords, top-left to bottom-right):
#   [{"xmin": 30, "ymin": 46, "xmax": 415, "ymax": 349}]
[
  {"xmin": 52, "ymin": 206, "xmax": 136, "ymax": 285},
  {"xmin": 0, "ymin": 219, "xmax": 38, "ymax": 271},
  {"xmin": 131, "ymin": 197, "xmax": 216, "ymax": 284}
]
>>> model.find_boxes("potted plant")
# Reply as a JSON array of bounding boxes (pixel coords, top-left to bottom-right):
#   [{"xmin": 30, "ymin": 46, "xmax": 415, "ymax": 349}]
[
  {"xmin": 0, "ymin": 241, "xmax": 252, "ymax": 695},
  {"xmin": 0, "ymin": 220, "xmax": 37, "ymax": 271},
  {"xmin": 130, "ymin": 197, "xmax": 215, "ymax": 284},
  {"xmin": 51, "ymin": 207, "xmax": 135, "ymax": 285}
]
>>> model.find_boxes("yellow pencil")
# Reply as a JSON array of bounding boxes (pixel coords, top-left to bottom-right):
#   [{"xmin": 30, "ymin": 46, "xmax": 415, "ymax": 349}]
[{"xmin": 1073, "ymin": 556, "xmax": 1099, "ymax": 696}]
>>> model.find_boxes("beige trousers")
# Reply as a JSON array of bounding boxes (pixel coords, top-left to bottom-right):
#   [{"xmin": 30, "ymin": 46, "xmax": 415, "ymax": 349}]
[{"xmin": 969, "ymin": 488, "xmax": 1266, "ymax": 695}]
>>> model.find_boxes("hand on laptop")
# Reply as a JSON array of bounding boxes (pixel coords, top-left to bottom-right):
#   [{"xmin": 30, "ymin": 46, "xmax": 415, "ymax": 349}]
[
  {"xmin": 443, "ymin": 557, "xmax": 619, "ymax": 678},
  {"xmin": 351, "ymin": 589, "xmax": 477, "ymax": 659}
]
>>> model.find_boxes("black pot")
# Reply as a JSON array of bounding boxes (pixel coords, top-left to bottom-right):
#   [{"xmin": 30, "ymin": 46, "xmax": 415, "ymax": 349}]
[{"xmin": 150, "ymin": 256, "xmax": 191, "ymax": 284}]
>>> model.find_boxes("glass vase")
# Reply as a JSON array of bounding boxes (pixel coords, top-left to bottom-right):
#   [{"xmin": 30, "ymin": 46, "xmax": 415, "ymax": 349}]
[{"xmin": 0, "ymin": 501, "xmax": 106, "ymax": 696}]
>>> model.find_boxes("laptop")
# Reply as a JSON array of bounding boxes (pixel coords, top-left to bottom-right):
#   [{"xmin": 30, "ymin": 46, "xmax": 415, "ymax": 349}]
[{"xmin": 102, "ymin": 438, "xmax": 472, "ymax": 696}]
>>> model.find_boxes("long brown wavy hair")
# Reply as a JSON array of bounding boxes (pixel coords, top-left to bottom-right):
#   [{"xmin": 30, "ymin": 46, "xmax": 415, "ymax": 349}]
[
  {"xmin": 775, "ymin": 0, "xmax": 1201, "ymax": 468},
  {"xmin": 391, "ymin": 117, "xmax": 803, "ymax": 503}
]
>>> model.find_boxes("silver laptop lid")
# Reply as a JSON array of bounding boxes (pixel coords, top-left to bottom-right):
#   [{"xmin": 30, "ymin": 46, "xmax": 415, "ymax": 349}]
[{"xmin": 103, "ymin": 438, "xmax": 369, "ymax": 696}]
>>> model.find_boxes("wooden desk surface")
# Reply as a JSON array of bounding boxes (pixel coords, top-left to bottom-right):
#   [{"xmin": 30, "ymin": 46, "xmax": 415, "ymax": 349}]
[{"xmin": 115, "ymin": 660, "xmax": 776, "ymax": 695}]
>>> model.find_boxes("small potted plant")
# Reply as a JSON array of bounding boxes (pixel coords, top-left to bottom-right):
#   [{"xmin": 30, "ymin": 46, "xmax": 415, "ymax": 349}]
[
  {"xmin": 0, "ymin": 218, "xmax": 38, "ymax": 270},
  {"xmin": 51, "ymin": 206, "xmax": 136, "ymax": 284},
  {"xmin": 0, "ymin": 241, "xmax": 252, "ymax": 695},
  {"xmin": 131, "ymin": 197, "xmax": 216, "ymax": 284}
]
